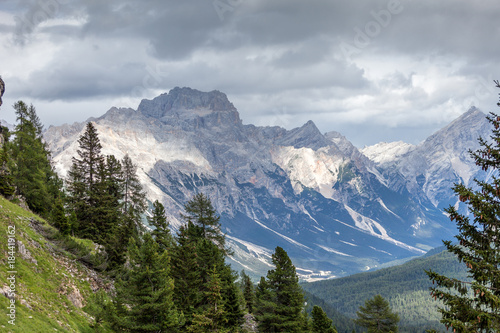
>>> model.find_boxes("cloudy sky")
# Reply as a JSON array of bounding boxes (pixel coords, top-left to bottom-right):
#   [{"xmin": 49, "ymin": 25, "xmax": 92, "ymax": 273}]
[{"xmin": 0, "ymin": 0, "xmax": 499, "ymax": 146}]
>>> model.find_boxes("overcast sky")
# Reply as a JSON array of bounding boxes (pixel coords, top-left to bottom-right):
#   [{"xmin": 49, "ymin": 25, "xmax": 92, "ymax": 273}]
[{"xmin": 0, "ymin": 0, "xmax": 499, "ymax": 147}]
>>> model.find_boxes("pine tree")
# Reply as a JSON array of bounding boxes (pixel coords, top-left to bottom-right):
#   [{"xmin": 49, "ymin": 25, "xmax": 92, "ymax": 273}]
[
  {"xmin": 171, "ymin": 222, "xmax": 204, "ymax": 327},
  {"xmin": 312, "ymin": 305, "xmax": 337, "ymax": 333},
  {"xmin": 241, "ymin": 270, "xmax": 255, "ymax": 313},
  {"xmin": 8, "ymin": 102, "xmax": 62, "ymax": 217},
  {"xmin": 182, "ymin": 193, "xmax": 229, "ymax": 254},
  {"xmin": 354, "ymin": 295, "xmax": 399, "ymax": 333},
  {"xmin": 67, "ymin": 122, "xmax": 105, "ymax": 239},
  {"xmin": 219, "ymin": 267, "xmax": 244, "ymax": 329},
  {"xmin": 51, "ymin": 198, "xmax": 70, "ymax": 235},
  {"xmin": 172, "ymin": 195, "xmax": 243, "ymax": 331},
  {"xmin": 148, "ymin": 199, "xmax": 173, "ymax": 252},
  {"xmin": 255, "ymin": 276, "xmax": 277, "ymax": 332},
  {"xmin": 0, "ymin": 125, "xmax": 15, "ymax": 197},
  {"xmin": 188, "ymin": 265, "xmax": 228, "ymax": 333},
  {"xmin": 121, "ymin": 154, "xmax": 147, "ymax": 240},
  {"xmin": 114, "ymin": 233, "xmax": 181, "ymax": 332},
  {"xmin": 426, "ymin": 82, "xmax": 500, "ymax": 332},
  {"xmin": 95, "ymin": 155, "xmax": 126, "ymax": 270},
  {"xmin": 255, "ymin": 246, "xmax": 307, "ymax": 333}
]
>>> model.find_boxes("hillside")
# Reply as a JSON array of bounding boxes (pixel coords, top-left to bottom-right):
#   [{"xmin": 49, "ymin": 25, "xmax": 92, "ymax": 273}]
[
  {"xmin": 302, "ymin": 248, "xmax": 469, "ymax": 332},
  {"xmin": 0, "ymin": 196, "xmax": 111, "ymax": 332}
]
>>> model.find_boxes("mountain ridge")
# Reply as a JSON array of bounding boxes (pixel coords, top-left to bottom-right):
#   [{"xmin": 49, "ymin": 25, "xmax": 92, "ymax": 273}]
[{"xmin": 44, "ymin": 87, "xmax": 487, "ymax": 280}]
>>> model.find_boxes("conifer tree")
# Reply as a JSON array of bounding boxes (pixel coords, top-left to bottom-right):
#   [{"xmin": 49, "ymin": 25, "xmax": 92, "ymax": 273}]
[
  {"xmin": 255, "ymin": 276, "xmax": 277, "ymax": 331},
  {"xmin": 95, "ymin": 155, "xmax": 126, "ymax": 270},
  {"xmin": 0, "ymin": 125, "xmax": 15, "ymax": 197},
  {"xmin": 72, "ymin": 122, "xmax": 104, "ymax": 190},
  {"xmin": 9, "ymin": 102, "xmax": 61, "ymax": 217},
  {"xmin": 312, "ymin": 305, "xmax": 337, "ymax": 333},
  {"xmin": 121, "ymin": 154, "xmax": 147, "ymax": 240},
  {"xmin": 188, "ymin": 236, "xmax": 243, "ymax": 331},
  {"xmin": 182, "ymin": 192, "xmax": 229, "ymax": 254},
  {"xmin": 93, "ymin": 157, "xmax": 122, "ymax": 240},
  {"xmin": 172, "ymin": 195, "xmax": 243, "ymax": 331},
  {"xmin": 114, "ymin": 233, "xmax": 181, "ymax": 332},
  {"xmin": 51, "ymin": 198, "xmax": 70, "ymax": 235},
  {"xmin": 426, "ymin": 82, "xmax": 500, "ymax": 332},
  {"xmin": 354, "ymin": 294, "xmax": 399, "ymax": 333},
  {"xmin": 67, "ymin": 122, "xmax": 105, "ymax": 239},
  {"xmin": 148, "ymin": 199, "xmax": 173, "ymax": 252},
  {"xmin": 255, "ymin": 246, "xmax": 307, "ymax": 332},
  {"xmin": 188, "ymin": 265, "xmax": 228, "ymax": 333},
  {"xmin": 171, "ymin": 222, "xmax": 204, "ymax": 326},
  {"xmin": 241, "ymin": 270, "xmax": 255, "ymax": 313}
]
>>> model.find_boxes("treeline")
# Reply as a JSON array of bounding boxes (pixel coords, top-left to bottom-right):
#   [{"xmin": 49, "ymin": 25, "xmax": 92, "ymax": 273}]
[{"xmin": 0, "ymin": 101, "xmax": 338, "ymax": 332}]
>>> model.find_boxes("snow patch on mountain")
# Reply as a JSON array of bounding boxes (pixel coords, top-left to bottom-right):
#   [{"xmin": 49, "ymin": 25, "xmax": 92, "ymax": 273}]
[
  {"xmin": 344, "ymin": 205, "xmax": 388, "ymax": 237},
  {"xmin": 344, "ymin": 205, "xmax": 425, "ymax": 254},
  {"xmin": 253, "ymin": 219, "xmax": 312, "ymax": 251},
  {"xmin": 316, "ymin": 244, "xmax": 352, "ymax": 257}
]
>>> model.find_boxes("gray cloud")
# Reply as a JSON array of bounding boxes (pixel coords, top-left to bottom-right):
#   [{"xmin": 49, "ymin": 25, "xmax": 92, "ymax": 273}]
[{"xmin": 2, "ymin": 0, "xmax": 500, "ymax": 145}]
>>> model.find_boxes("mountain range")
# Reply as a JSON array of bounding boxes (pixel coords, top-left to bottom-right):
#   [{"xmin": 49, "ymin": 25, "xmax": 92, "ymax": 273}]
[{"xmin": 44, "ymin": 87, "xmax": 490, "ymax": 280}]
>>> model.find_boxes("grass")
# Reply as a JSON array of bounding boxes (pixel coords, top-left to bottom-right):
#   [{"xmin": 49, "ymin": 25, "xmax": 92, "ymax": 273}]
[{"xmin": 0, "ymin": 196, "xmax": 112, "ymax": 332}]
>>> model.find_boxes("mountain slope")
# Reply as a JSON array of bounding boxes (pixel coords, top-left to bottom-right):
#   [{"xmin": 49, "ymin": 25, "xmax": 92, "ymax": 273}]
[
  {"xmin": 0, "ymin": 196, "xmax": 111, "ymax": 332},
  {"xmin": 44, "ymin": 88, "xmax": 484, "ymax": 279},
  {"xmin": 301, "ymin": 247, "xmax": 469, "ymax": 331},
  {"xmin": 363, "ymin": 107, "xmax": 491, "ymax": 212}
]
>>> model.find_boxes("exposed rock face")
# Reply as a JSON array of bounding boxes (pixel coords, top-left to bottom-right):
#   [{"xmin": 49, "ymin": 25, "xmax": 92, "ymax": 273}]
[
  {"xmin": 44, "ymin": 88, "xmax": 488, "ymax": 280},
  {"xmin": 138, "ymin": 87, "xmax": 237, "ymax": 118},
  {"xmin": 67, "ymin": 286, "xmax": 84, "ymax": 309},
  {"xmin": 17, "ymin": 240, "xmax": 38, "ymax": 265},
  {"xmin": 364, "ymin": 107, "xmax": 490, "ymax": 212},
  {"xmin": 0, "ymin": 76, "xmax": 4, "ymax": 107}
]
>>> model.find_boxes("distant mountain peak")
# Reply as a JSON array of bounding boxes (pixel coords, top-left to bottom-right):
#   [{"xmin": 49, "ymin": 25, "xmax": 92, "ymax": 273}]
[
  {"xmin": 456, "ymin": 106, "xmax": 484, "ymax": 122},
  {"xmin": 277, "ymin": 120, "xmax": 330, "ymax": 150},
  {"xmin": 138, "ymin": 87, "xmax": 237, "ymax": 119}
]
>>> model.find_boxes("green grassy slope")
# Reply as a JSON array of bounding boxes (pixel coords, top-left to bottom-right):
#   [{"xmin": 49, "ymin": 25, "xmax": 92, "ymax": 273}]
[
  {"xmin": 0, "ymin": 196, "xmax": 111, "ymax": 332},
  {"xmin": 302, "ymin": 248, "xmax": 469, "ymax": 332}
]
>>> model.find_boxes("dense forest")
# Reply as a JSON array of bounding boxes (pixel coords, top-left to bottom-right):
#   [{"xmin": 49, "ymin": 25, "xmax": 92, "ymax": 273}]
[{"xmin": 302, "ymin": 248, "xmax": 469, "ymax": 331}]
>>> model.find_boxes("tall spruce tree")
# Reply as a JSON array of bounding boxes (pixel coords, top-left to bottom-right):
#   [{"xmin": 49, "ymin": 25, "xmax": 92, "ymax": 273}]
[
  {"xmin": 187, "ymin": 265, "xmax": 227, "ymax": 333},
  {"xmin": 426, "ymin": 82, "xmax": 500, "ymax": 332},
  {"xmin": 9, "ymin": 102, "xmax": 62, "ymax": 217},
  {"xmin": 255, "ymin": 246, "xmax": 307, "ymax": 333},
  {"xmin": 0, "ymin": 125, "xmax": 15, "ymax": 197},
  {"xmin": 148, "ymin": 199, "xmax": 173, "ymax": 252},
  {"xmin": 121, "ymin": 154, "xmax": 147, "ymax": 240},
  {"xmin": 255, "ymin": 276, "xmax": 277, "ymax": 331},
  {"xmin": 172, "ymin": 194, "xmax": 243, "ymax": 331},
  {"xmin": 182, "ymin": 192, "xmax": 229, "ymax": 254},
  {"xmin": 171, "ymin": 222, "xmax": 204, "ymax": 327},
  {"xmin": 114, "ymin": 233, "xmax": 181, "ymax": 332},
  {"xmin": 241, "ymin": 270, "xmax": 255, "ymax": 314},
  {"xmin": 95, "ymin": 155, "xmax": 126, "ymax": 270},
  {"xmin": 67, "ymin": 122, "xmax": 105, "ymax": 239},
  {"xmin": 354, "ymin": 295, "xmax": 399, "ymax": 333}
]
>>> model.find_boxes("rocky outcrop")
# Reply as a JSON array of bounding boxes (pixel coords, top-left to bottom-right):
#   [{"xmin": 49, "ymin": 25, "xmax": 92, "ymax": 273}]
[{"xmin": 0, "ymin": 76, "xmax": 4, "ymax": 107}]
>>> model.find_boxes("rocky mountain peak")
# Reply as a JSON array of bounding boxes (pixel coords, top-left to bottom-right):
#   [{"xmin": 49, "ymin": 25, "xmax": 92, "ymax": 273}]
[
  {"xmin": 277, "ymin": 120, "xmax": 330, "ymax": 150},
  {"xmin": 422, "ymin": 107, "xmax": 488, "ymax": 152},
  {"xmin": 138, "ymin": 87, "xmax": 237, "ymax": 119}
]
